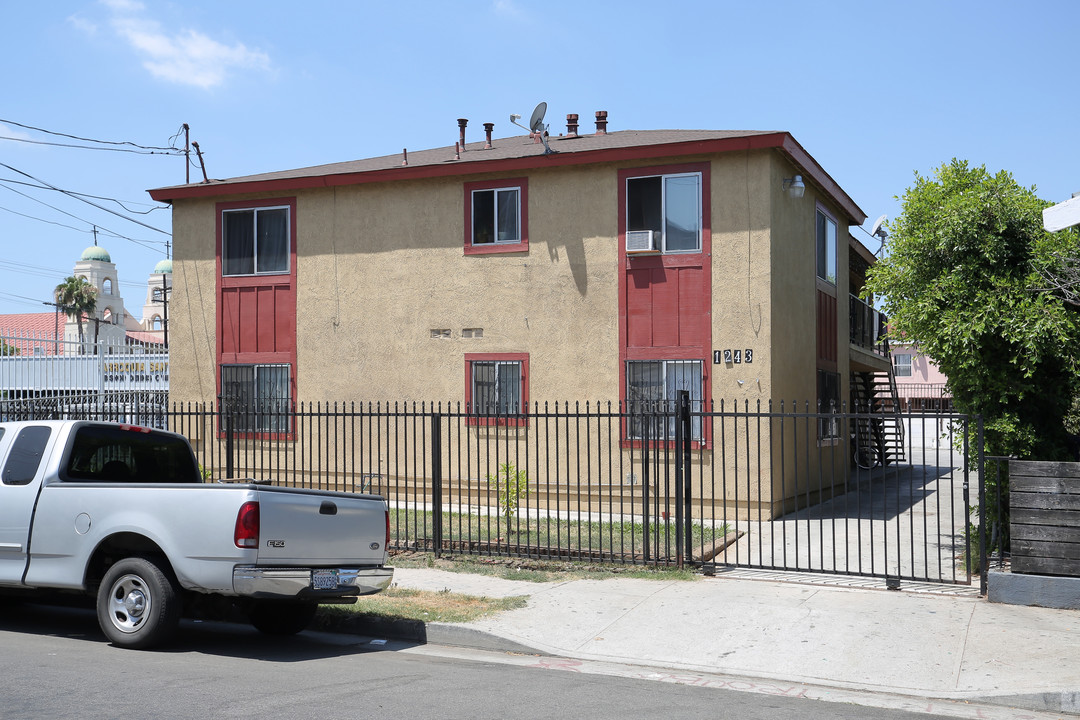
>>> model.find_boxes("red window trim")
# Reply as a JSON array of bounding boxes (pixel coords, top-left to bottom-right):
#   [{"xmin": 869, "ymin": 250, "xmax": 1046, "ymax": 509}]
[
  {"xmin": 215, "ymin": 197, "xmax": 298, "ymax": 441},
  {"xmin": 617, "ymin": 161, "xmax": 713, "ymax": 449},
  {"xmin": 464, "ymin": 352, "xmax": 529, "ymax": 426},
  {"xmin": 463, "ymin": 177, "xmax": 529, "ymax": 255}
]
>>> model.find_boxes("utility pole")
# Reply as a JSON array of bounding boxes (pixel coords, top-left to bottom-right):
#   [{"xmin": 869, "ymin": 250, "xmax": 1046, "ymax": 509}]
[
  {"xmin": 160, "ymin": 273, "xmax": 169, "ymax": 348},
  {"xmin": 43, "ymin": 300, "xmax": 62, "ymax": 355}
]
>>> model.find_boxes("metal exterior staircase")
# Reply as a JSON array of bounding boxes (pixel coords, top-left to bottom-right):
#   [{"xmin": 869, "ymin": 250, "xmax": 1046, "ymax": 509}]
[{"xmin": 850, "ymin": 370, "xmax": 906, "ymax": 465}]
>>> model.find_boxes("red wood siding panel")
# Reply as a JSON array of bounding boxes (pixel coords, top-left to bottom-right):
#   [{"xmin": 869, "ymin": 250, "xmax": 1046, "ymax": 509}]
[
  {"xmin": 625, "ymin": 264, "xmax": 703, "ymax": 350},
  {"xmin": 816, "ymin": 289, "xmax": 837, "ymax": 367},
  {"xmin": 626, "ymin": 267, "xmax": 656, "ymax": 347},
  {"xmin": 219, "ymin": 283, "xmax": 295, "ymax": 356},
  {"xmin": 650, "ymin": 267, "xmax": 679, "ymax": 347},
  {"xmin": 678, "ymin": 266, "xmax": 703, "ymax": 345}
]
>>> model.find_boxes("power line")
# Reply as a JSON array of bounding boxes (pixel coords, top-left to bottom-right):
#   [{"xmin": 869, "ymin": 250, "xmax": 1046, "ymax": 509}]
[
  {"xmin": 0, "ymin": 182, "xmax": 169, "ymax": 253},
  {"xmin": 0, "ymin": 203, "xmax": 90, "ymax": 234},
  {"xmin": 0, "ymin": 176, "xmax": 169, "ymax": 215},
  {"xmin": 0, "ymin": 259, "xmax": 156, "ymax": 293},
  {"xmin": 0, "ymin": 135, "xmax": 183, "ymax": 155},
  {"xmin": 0, "ymin": 162, "xmax": 171, "ymax": 236},
  {"xmin": 0, "ymin": 117, "xmax": 181, "ymax": 153}
]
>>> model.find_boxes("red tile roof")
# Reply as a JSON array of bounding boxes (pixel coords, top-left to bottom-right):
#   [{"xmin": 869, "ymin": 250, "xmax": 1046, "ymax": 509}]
[
  {"xmin": 126, "ymin": 330, "xmax": 165, "ymax": 346},
  {"xmin": 0, "ymin": 312, "xmax": 65, "ymax": 355}
]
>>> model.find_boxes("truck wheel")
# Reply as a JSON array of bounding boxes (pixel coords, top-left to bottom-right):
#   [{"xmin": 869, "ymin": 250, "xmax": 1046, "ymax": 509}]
[
  {"xmin": 247, "ymin": 600, "xmax": 318, "ymax": 636},
  {"xmin": 96, "ymin": 557, "xmax": 181, "ymax": 649}
]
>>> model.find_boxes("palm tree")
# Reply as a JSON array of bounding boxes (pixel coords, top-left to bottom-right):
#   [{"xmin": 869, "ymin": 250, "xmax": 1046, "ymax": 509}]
[{"xmin": 54, "ymin": 276, "xmax": 97, "ymax": 354}]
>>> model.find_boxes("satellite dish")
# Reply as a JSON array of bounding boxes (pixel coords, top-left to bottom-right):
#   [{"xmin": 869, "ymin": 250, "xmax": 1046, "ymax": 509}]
[
  {"xmin": 528, "ymin": 102, "xmax": 548, "ymax": 134},
  {"xmin": 870, "ymin": 214, "xmax": 888, "ymax": 239}
]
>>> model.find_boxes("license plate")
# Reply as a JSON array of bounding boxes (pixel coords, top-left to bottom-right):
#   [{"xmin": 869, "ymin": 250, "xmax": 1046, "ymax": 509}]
[{"xmin": 312, "ymin": 569, "xmax": 339, "ymax": 590}]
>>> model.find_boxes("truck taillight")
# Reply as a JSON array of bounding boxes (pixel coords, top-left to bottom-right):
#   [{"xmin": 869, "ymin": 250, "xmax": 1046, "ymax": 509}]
[
  {"xmin": 385, "ymin": 507, "xmax": 390, "ymax": 552},
  {"xmin": 234, "ymin": 501, "xmax": 260, "ymax": 548}
]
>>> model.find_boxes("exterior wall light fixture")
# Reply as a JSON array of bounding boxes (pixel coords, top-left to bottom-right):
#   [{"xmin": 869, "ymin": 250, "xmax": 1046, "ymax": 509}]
[{"xmin": 782, "ymin": 174, "xmax": 805, "ymax": 199}]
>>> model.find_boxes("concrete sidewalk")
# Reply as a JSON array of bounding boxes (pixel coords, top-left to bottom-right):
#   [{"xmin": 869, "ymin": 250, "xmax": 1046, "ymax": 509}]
[{"xmin": 388, "ymin": 567, "xmax": 1080, "ymax": 716}]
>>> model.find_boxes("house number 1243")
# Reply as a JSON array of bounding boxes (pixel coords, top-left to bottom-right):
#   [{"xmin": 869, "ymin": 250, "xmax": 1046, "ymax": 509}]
[{"xmin": 715, "ymin": 349, "xmax": 754, "ymax": 365}]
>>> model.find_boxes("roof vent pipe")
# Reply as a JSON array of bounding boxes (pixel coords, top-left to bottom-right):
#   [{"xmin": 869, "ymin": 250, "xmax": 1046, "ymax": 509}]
[
  {"xmin": 457, "ymin": 119, "xmax": 468, "ymax": 150},
  {"xmin": 566, "ymin": 114, "xmax": 579, "ymax": 137},
  {"xmin": 483, "ymin": 123, "xmax": 494, "ymax": 149},
  {"xmin": 594, "ymin": 110, "xmax": 608, "ymax": 135}
]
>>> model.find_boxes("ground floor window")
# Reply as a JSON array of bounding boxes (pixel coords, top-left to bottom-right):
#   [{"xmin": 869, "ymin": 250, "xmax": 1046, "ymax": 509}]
[
  {"xmin": 220, "ymin": 363, "xmax": 291, "ymax": 433},
  {"xmin": 817, "ymin": 369, "xmax": 841, "ymax": 441},
  {"xmin": 626, "ymin": 359, "xmax": 704, "ymax": 441},
  {"xmin": 465, "ymin": 353, "xmax": 528, "ymax": 425}
]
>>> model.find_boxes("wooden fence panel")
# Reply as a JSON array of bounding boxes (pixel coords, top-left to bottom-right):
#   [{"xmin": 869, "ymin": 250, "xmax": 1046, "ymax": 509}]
[{"xmin": 1010, "ymin": 460, "xmax": 1080, "ymax": 576}]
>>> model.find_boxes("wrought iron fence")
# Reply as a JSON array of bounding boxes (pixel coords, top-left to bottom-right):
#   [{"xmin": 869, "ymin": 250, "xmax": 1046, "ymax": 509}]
[{"xmin": 0, "ymin": 394, "xmax": 984, "ymax": 586}]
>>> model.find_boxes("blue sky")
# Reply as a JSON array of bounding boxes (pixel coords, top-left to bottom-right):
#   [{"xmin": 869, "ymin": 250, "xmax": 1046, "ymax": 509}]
[{"xmin": 2, "ymin": 0, "xmax": 1077, "ymax": 318}]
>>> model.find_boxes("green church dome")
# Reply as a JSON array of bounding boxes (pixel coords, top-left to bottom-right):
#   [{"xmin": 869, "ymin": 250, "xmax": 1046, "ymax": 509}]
[
  {"xmin": 81, "ymin": 245, "xmax": 112, "ymax": 262},
  {"xmin": 153, "ymin": 258, "xmax": 173, "ymax": 274}
]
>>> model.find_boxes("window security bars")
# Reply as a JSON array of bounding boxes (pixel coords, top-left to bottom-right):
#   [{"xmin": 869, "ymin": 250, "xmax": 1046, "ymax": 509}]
[{"xmin": 0, "ymin": 394, "xmax": 985, "ymax": 586}]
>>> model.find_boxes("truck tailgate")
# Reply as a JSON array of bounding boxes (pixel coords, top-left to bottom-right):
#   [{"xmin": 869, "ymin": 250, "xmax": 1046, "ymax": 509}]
[{"xmin": 254, "ymin": 486, "xmax": 387, "ymax": 566}]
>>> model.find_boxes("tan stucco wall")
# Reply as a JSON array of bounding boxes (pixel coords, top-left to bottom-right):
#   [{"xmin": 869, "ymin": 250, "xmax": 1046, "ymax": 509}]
[{"xmin": 296, "ymin": 166, "xmax": 620, "ymax": 403}]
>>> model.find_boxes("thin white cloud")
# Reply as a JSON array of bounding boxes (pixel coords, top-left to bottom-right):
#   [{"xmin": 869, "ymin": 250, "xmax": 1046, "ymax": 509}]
[
  {"xmin": 102, "ymin": 1, "xmax": 270, "ymax": 89},
  {"xmin": 101, "ymin": 0, "xmax": 145, "ymax": 11},
  {"xmin": 67, "ymin": 14, "xmax": 99, "ymax": 35},
  {"xmin": 0, "ymin": 123, "xmax": 34, "ymax": 141},
  {"xmin": 493, "ymin": 0, "xmax": 526, "ymax": 19}
]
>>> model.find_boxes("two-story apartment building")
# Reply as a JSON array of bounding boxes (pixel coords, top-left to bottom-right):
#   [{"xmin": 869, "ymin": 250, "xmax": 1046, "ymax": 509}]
[{"xmin": 150, "ymin": 114, "xmax": 893, "ymax": 518}]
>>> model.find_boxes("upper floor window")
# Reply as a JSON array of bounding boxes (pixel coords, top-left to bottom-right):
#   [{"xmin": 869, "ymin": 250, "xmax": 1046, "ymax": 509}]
[
  {"xmin": 816, "ymin": 208, "xmax": 837, "ymax": 285},
  {"xmin": 626, "ymin": 173, "xmax": 702, "ymax": 253},
  {"xmin": 102, "ymin": 278, "xmax": 113, "ymax": 295},
  {"xmin": 473, "ymin": 187, "xmax": 519, "ymax": 245},
  {"xmin": 464, "ymin": 178, "xmax": 529, "ymax": 255},
  {"xmin": 893, "ymin": 353, "xmax": 913, "ymax": 377},
  {"xmin": 222, "ymin": 207, "xmax": 290, "ymax": 276}
]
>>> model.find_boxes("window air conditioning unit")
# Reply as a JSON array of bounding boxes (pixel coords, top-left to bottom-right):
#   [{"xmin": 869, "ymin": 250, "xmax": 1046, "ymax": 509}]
[{"xmin": 625, "ymin": 230, "xmax": 656, "ymax": 253}]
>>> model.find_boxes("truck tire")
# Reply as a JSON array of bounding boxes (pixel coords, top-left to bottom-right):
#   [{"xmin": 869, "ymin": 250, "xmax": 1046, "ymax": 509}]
[
  {"xmin": 96, "ymin": 557, "xmax": 182, "ymax": 650},
  {"xmin": 246, "ymin": 600, "xmax": 318, "ymax": 636}
]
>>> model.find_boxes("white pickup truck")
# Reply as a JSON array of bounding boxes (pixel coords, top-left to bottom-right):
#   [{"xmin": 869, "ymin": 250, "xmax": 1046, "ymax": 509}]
[{"xmin": 0, "ymin": 420, "xmax": 393, "ymax": 649}]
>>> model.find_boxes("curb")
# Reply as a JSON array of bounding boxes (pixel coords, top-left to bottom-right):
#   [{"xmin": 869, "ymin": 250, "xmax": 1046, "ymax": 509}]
[
  {"xmin": 312, "ymin": 613, "xmax": 548, "ymax": 656},
  {"xmin": 314, "ymin": 614, "xmax": 1080, "ymax": 717}
]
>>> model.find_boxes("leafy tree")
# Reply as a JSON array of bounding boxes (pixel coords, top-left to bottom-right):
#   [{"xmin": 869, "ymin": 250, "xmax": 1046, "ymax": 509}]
[
  {"xmin": 0, "ymin": 339, "xmax": 17, "ymax": 356},
  {"xmin": 866, "ymin": 160, "xmax": 1080, "ymax": 459},
  {"xmin": 54, "ymin": 276, "xmax": 97, "ymax": 353}
]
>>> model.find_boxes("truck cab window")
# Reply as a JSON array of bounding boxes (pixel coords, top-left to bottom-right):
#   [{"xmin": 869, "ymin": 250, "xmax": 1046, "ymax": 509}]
[{"xmin": 2, "ymin": 426, "xmax": 51, "ymax": 486}]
